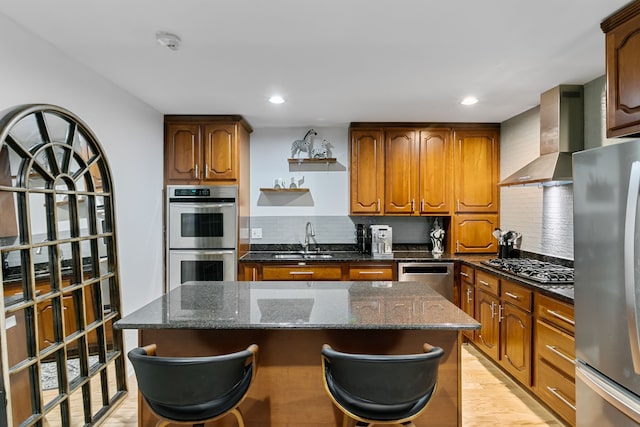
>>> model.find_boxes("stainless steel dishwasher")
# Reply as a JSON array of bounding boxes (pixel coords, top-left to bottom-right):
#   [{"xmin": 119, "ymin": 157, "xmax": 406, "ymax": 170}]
[{"xmin": 397, "ymin": 262, "xmax": 455, "ymax": 302}]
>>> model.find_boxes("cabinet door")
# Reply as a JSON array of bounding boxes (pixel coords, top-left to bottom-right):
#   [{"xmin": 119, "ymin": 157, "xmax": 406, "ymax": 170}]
[
  {"xmin": 261, "ymin": 264, "xmax": 343, "ymax": 281},
  {"xmin": 350, "ymin": 129, "xmax": 385, "ymax": 215},
  {"xmin": 461, "ymin": 281, "xmax": 476, "ymax": 341},
  {"xmin": 602, "ymin": 4, "xmax": 640, "ymax": 137},
  {"xmin": 165, "ymin": 123, "xmax": 201, "ymax": 182},
  {"xmin": 348, "ymin": 264, "xmax": 394, "ymax": 280},
  {"xmin": 453, "ymin": 214, "xmax": 499, "ymax": 253},
  {"xmin": 418, "ymin": 129, "xmax": 452, "ymax": 214},
  {"xmin": 500, "ymin": 303, "xmax": 532, "ymax": 386},
  {"xmin": 476, "ymin": 290, "xmax": 500, "ymax": 360},
  {"xmin": 202, "ymin": 123, "xmax": 237, "ymax": 182},
  {"xmin": 38, "ymin": 295, "xmax": 77, "ymax": 350},
  {"xmin": 384, "ymin": 129, "xmax": 418, "ymax": 214},
  {"xmin": 453, "ymin": 129, "xmax": 499, "ymax": 213}
]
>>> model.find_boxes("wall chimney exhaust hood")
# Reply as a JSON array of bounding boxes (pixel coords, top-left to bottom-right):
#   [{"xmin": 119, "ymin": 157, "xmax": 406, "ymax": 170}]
[{"xmin": 500, "ymin": 85, "xmax": 584, "ymax": 187}]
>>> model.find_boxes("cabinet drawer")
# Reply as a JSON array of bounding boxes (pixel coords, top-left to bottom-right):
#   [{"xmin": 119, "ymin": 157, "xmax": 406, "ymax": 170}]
[
  {"xmin": 460, "ymin": 264, "xmax": 475, "ymax": 285},
  {"xmin": 475, "ymin": 270, "xmax": 499, "ymax": 296},
  {"xmin": 500, "ymin": 280, "xmax": 532, "ymax": 312},
  {"xmin": 536, "ymin": 294, "xmax": 575, "ymax": 334},
  {"xmin": 536, "ymin": 319, "xmax": 575, "ymax": 378},
  {"xmin": 348, "ymin": 264, "xmax": 393, "ymax": 281},
  {"xmin": 537, "ymin": 359, "xmax": 576, "ymax": 426},
  {"xmin": 262, "ymin": 265, "xmax": 343, "ymax": 281}
]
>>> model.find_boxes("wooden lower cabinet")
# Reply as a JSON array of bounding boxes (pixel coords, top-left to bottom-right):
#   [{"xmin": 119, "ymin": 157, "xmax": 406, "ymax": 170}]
[
  {"xmin": 475, "ymin": 289, "xmax": 500, "ymax": 360},
  {"xmin": 37, "ymin": 295, "xmax": 77, "ymax": 351},
  {"xmin": 500, "ymin": 302, "xmax": 532, "ymax": 385},
  {"xmin": 348, "ymin": 263, "xmax": 394, "ymax": 280},
  {"xmin": 261, "ymin": 264, "xmax": 343, "ymax": 281},
  {"xmin": 534, "ymin": 294, "xmax": 576, "ymax": 426},
  {"xmin": 466, "ymin": 266, "xmax": 574, "ymax": 425},
  {"xmin": 241, "ymin": 261, "xmax": 395, "ymax": 282},
  {"xmin": 459, "ymin": 265, "xmax": 475, "ymax": 341}
]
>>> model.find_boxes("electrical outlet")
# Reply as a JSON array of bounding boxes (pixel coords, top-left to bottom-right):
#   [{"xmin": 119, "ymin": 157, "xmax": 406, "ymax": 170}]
[{"xmin": 251, "ymin": 228, "xmax": 263, "ymax": 239}]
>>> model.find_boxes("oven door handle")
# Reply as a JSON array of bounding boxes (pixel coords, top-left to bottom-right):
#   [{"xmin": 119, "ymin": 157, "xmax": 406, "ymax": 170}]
[{"xmin": 170, "ymin": 202, "xmax": 236, "ymax": 209}]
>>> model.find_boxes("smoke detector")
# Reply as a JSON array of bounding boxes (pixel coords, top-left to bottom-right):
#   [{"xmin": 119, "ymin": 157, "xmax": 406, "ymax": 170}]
[{"xmin": 156, "ymin": 31, "xmax": 181, "ymax": 51}]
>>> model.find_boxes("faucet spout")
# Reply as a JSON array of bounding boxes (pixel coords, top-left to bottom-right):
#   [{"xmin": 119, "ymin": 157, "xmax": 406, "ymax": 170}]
[{"xmin": 303, "ymin": 221, "xmax": 315, "ymax": 252}]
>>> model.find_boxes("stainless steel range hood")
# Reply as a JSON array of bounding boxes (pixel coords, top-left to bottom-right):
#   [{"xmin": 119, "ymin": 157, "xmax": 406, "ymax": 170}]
[{"xmin": 500, "ymin": 85, "xmax": 584, "ymax": 186}]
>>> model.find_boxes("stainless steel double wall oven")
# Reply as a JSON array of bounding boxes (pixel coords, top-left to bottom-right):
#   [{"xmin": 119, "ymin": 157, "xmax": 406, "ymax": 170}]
[{"xmin": 166, "ymin": 185, "xmax": 237, "ymax": 291}]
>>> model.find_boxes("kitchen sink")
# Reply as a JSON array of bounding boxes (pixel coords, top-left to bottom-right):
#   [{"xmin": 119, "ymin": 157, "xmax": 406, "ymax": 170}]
[{"xmin": 272, "ymin": 252, "xmax": 333, "ymax": 260}]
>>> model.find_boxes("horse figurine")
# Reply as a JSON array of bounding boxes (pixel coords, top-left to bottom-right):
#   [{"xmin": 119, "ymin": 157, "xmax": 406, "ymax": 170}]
[
  {"xmin": 291, "ymin": 129, "xmax": 317, "ymax": 158},
  {"xmin": 311, "ymin": 139, "xmax": 332, "ymax": 159}
]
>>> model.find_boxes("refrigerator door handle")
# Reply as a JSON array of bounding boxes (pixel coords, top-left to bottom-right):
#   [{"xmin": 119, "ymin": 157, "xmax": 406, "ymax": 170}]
[
  {"xmin": 624, "ymin": 161, "xmax": 640, "ymax": 374},
  {"xmin": 577, "ymin": 362, "xmax": 640, "ymax": 424}
]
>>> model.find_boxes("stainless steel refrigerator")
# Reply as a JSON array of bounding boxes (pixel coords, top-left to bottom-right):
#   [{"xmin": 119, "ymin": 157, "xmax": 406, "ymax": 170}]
[{"xmin": 573, "ymin": 139, "xmax": 640, "ymax": 426}]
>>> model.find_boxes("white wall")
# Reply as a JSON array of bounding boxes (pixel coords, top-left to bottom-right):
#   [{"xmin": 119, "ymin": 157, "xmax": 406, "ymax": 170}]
[
  {"xmin": 0, "ymin": 13, "xmax": 165, "ymax": 353},
  {"xmin": 250, "ymin": 127, "xmax": 349, "ymax": 216}
]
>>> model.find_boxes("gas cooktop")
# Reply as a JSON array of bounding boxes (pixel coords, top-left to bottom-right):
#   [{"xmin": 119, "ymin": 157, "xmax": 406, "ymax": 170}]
[{"xmin": 481, "ymin": 258, "xmax": 574, "ymax": 284}]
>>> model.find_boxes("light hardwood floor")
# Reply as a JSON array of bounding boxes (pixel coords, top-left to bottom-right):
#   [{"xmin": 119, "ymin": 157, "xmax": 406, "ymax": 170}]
[{"xmin": 99, "ymin": 344, "xmax": 565, "ymax": 426}]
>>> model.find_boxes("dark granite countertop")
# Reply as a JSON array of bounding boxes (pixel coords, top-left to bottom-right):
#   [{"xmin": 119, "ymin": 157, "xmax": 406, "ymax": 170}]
[
  {"xmin": 115, "ymin": 281, "xmax": 480, "ymax": 331},
  {"xmin": 239, "ymin": 249, "xmax": 574, "ymax": 304},
  {"xmin": 239, "ymin": 250, "xmax": 459, "ymax": 263}
]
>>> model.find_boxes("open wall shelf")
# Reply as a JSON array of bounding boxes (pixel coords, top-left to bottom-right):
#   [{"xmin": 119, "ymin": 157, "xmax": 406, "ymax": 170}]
[
  {"xmin": 260, "ymin": 188, "xmax": 309, "ymax": 192},
  {"xmin": 287, "ymin": 158, "xmax": 337, "ymax": 164}
]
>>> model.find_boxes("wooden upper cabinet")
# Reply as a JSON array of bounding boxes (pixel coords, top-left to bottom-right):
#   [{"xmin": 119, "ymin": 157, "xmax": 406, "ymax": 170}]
[
  {"xmin": 453, "ymin": 213, "xmax": 499, "ymax": 253},
  {"xmin": 202, "ymin": 124, "xmax": 237, "ymax": 181},
  {"xmin": 350, "ymin": 128, "xmax": 385, "ymax": 215},
  {"xmin": 418, "ymin": 129, "xmax": 452, "ymax": 214},
  {"xmin": 165, "ymin": 116, "xmax": 249, "ymax": 185},
  {"xmin": 382, "ymin": 128, "xmax": 451, "ymax": 215},
  {"xmin": 602, "ymin": 1, "xmax": 640, "ymax": 137},
  {"xmin": 165, "ymin": 123, "xmax": 201, "ymax": 183},
  {"xmin": 453, "ymin": 128, "xmax": 499, "ymax": 213},
  {"xmin": 384, "ymin": 129, "xmax": 418, "ymax": 214}
]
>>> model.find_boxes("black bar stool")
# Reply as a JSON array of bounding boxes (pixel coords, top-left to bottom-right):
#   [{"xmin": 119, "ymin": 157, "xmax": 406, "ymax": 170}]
[
  {"xmin": 128, "ymin": 343, "xmax": 258, "ymax": 427},
  {"xmin": 321, "ymin": 343, "xmax": 444, "ymax": 427}
]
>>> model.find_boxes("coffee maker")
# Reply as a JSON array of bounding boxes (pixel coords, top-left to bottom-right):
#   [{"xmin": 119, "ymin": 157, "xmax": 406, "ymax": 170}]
[{"xmin": 370, "ymin": 225, "xmax": 393, "ymax": 257}]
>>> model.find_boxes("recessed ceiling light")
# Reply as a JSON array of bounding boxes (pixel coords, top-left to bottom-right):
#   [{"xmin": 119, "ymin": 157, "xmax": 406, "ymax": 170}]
[
  {"xmin": 156, "ymin": 31, "xmax": 181, "ymax": 51},
  {"xmin": 268, "ymin": 95, "xmax": 285, "ymax": 104},
  {"xmin": 461, "ymin": 96, "xmax": 479, "ymax": 106}
]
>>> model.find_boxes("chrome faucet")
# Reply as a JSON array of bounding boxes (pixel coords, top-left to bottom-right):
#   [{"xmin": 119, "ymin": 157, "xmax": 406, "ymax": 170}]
[{"xmin": 303, "ymin": 221, "xmax": 315, "ymax": 253}]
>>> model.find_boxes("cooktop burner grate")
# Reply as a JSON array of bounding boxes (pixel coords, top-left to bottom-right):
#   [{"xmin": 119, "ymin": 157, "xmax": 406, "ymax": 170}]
[{"xmin": 481, "ymin": 258, "xmax": 574, "ymax": 284}]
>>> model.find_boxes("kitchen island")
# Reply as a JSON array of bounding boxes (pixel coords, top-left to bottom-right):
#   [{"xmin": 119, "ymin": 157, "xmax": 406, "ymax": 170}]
[{"xmin": 116, "ymin": 281, "xmax": 479, "ymax": 427}]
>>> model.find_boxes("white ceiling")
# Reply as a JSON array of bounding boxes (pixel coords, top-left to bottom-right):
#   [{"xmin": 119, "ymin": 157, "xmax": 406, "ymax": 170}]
[{"xmin": 0, "ymin": 0, "xmax": 631, "ymax": 128}]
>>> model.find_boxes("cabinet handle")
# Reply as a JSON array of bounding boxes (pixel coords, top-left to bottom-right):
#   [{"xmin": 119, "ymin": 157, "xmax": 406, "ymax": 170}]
[
  {"xmin": 194, "ymin": 164, "xmax": 199, "ymax": 179},
  {"xmin": 546, "ymin": 345, "xmax": 576, "ymax": 366},
  {"xmin": 420, "ymin": 199, "xmax": 424, "ymax": 211},
  {"xmin": 456, "ymin": 240, "xmax": 459, "ymax": 251},
  {"xmin": 457, "ymin": 199, "xmax": 460, "ymax": 211},
  {"xmin": 460, "ymin": 272, "xmax": 470, "ymax": 278},
  {"xmin": 479, "ymin": 280, "xmax": 491, "ymax": 287},
  {"xmin": 504, "ymin": 291, "xmax": 519, "ymax": 300},
  {"xmin": 498, "ymin": 304, "xmax": 504, "ymax": 322},
  {"xmin": 377, "ymin": 199, "xmax": 380, "ymax": 211},
  {"xmin": 490, "ymin": 301, "xmax": 496, "ymax": 318},
  {"xmin": 546, "ymin": 386, "xmax": 576, "ymax": 411},
  {"xmin": 204, "ymin": 163, "xmax": 209, "ymax": 178},
  {"xmin": 359, "ymin": 271, "xmax": 384, "ymax": 275},
  {"xmin": 290, "ymin": 271, "xmax": 313, "ymax": 276},
  {"xmin": 466, "ymin": 288, "xmax": 473, "ymax": 303},
  {"xmin": 546, "ymin": 309, "xmax": 575, "ymax": 326},
  {"xmin": 411, "ymin": 199, "xmax": 415, "ymax": 211}
]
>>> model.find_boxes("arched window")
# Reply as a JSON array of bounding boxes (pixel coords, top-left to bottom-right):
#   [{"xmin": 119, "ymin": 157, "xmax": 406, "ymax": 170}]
[{"xmin": 0, "ymin": 104, "xmax": 125, "ymax": 425}]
